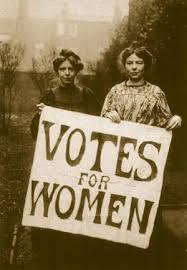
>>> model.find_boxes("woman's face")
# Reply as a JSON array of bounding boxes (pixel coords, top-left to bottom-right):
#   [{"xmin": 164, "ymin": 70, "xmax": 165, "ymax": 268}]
[
  {"xmin": 125, "ymin": 53, "xmax": 145, "ymax": 82},
  {"xmin": 58, "ymin": 59, "xmax": 77, "ymax": 87}
]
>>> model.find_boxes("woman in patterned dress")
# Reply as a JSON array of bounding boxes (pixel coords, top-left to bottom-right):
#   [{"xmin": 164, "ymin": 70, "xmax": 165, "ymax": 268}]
[
  {"xmin": 101, "ymin": 43, "xmax": 181, "ymax": 129},
  {"xmin": 101, "ymin": 43, "xmax": 182, "ymax": 270}
]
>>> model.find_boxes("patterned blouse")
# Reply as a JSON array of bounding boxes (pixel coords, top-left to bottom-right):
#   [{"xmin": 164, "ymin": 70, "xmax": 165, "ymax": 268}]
[{"xmin": 101, "ymin": 81, "xmax": 172, "ymax": 128}]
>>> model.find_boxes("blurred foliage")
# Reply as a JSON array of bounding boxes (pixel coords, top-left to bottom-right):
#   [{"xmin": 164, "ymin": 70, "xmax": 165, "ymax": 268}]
[
  {"xmin": 0, "ymin": 41, "xmax": 25, "ymax": 131},
  {"xmin": 86, "ymin": 17, "xmax": 129, "ymax": 102},
  {"xmin": 29, "ymin": 46, "xmax": 58, "ymax": 96},
  {"xmin": 128, "ymin": 0, "xmax": 187, "ymax": 101}
]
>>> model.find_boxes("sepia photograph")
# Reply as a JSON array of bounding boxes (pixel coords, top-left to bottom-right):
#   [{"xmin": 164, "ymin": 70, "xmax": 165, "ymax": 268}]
[{"xmin": 0, "ymin": 0, "xmax": 187, "ymax": 269}]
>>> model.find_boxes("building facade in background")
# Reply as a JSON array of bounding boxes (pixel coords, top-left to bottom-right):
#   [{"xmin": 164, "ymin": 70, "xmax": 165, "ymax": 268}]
[{"xmin": 0, "ymin": 0, "xmax": 124, "ymax": 71}]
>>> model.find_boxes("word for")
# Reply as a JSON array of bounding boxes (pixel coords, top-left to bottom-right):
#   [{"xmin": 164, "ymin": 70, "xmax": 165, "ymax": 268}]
[{"xmin": 78, "ymin": 172, "xmax": 110, "ymax": 190}]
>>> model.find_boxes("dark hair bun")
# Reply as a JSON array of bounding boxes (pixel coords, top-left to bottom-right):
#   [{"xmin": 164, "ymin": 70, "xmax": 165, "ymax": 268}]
[{"xmin": 53, "ymin": 49, "xmax": 84, "ymax": 73}]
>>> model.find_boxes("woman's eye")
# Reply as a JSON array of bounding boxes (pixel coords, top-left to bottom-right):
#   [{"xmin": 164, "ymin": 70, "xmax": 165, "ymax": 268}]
[{"xmin": 137, "ymin": 61, "xmax": 143, "ymax": 64}]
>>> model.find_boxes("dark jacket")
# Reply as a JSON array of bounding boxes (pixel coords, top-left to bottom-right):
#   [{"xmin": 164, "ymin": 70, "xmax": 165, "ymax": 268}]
[{"xmin": 30, "ymin": 85, "xmax": 100, "ymax": 140}]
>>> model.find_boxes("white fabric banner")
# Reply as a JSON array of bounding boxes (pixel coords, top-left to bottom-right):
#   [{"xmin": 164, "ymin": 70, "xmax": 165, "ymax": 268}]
[{"xmin": 22, "ymin": 106, "xmax": 172, "ymax": 249}]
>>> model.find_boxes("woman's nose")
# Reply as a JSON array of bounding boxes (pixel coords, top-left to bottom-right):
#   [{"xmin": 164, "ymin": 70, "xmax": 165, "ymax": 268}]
[
  {"xmin": 132, "ymin": 63, "xmax": 137, "ymax": 70},
  {"xmin": 65, "ymin": 69, "xmax": 70, "ymax": 75}
]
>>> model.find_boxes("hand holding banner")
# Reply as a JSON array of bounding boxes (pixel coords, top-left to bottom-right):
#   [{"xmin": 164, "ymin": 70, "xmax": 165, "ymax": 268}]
[{"xmin": 22, "ymin": 106, "xmax": 172, "ymax": 248}]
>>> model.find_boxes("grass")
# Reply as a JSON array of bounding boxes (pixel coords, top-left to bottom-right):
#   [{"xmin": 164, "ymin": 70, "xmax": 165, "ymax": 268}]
[{"xmin": 0, "ymin": 112, "xmax": 34, "ymax": 267}]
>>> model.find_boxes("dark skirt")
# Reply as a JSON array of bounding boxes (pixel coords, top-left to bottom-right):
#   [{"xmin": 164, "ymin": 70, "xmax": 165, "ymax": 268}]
[{"xmin": 30, "ymin": 209, "xmax": 176, "ymax": 270}]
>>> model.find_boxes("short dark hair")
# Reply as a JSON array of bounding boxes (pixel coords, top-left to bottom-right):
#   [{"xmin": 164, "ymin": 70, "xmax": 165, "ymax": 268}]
[
  {"xmin": 53, "ymin": 49, "xmax": 84, "ymax": 73},
  {"xmin": 120, "ymin": 42, "xmax": 153, "ymax": 70}
]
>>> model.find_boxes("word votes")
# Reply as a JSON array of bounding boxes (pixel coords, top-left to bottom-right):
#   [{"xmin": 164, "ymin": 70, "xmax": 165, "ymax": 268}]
[{"xmin": 43, "ymin": 121, "xmax": 161, "ymax": 181}]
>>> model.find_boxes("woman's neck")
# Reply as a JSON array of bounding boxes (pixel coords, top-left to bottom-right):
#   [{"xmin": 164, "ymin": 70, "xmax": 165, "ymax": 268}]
[
  {"xmin": 126, "ymin": 78, "xmax": 145, "ymax": 87},
  {"xmin": 60, "ymin": 82, "xmax": 75, "ymax": 89}
]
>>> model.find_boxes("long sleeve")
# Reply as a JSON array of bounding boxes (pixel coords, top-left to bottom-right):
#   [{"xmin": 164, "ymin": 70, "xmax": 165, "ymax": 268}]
[
  {"xmin": 100, "ymin": 88, "xmax": 117, "ymax": 117},
  {"xmin": 153, "ymin": 87, "xmax": 172, "ymax": 128},
  {"xmin": 40, "ymin": 90, "xmax": 55, "ymax": 106},
  {"xmin": 30, "ymin": 90, "xmax": 55, "ymax": 141}
]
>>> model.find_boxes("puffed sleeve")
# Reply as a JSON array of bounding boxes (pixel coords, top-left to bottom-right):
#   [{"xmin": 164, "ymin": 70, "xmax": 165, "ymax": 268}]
[
  {"xmin": 100, "ymin": 87, "xmax": 117, "ymax": 117},
  {"xmin": 40, "ymin": 89, "xmax": 55, "ymax": 105},
  {"xmin": 153, "ymin": 86, "xmax": 172, "ymax": 128}
]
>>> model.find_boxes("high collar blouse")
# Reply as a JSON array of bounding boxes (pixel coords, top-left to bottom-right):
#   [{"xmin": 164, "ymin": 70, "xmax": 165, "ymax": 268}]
[
  {"xmin": 40, "ymin": 84, "xmax": 100, "ymax": 116},
  {"xmin": 101, "ymin": 81, "xmax": 172, "ymax": 128}
]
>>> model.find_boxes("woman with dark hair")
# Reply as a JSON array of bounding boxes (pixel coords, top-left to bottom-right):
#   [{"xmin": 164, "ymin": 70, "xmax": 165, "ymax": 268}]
[
  {"xmin": 30, "ymin": 49, "xmax": 100, "ymax": 270},
  {"xmin": 31, "ymin": 49, "xmax": 100, "ymax": 140},
  {"xmin": 101, "ymin": 43, "xmax": 181, "ymax": 129}
]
